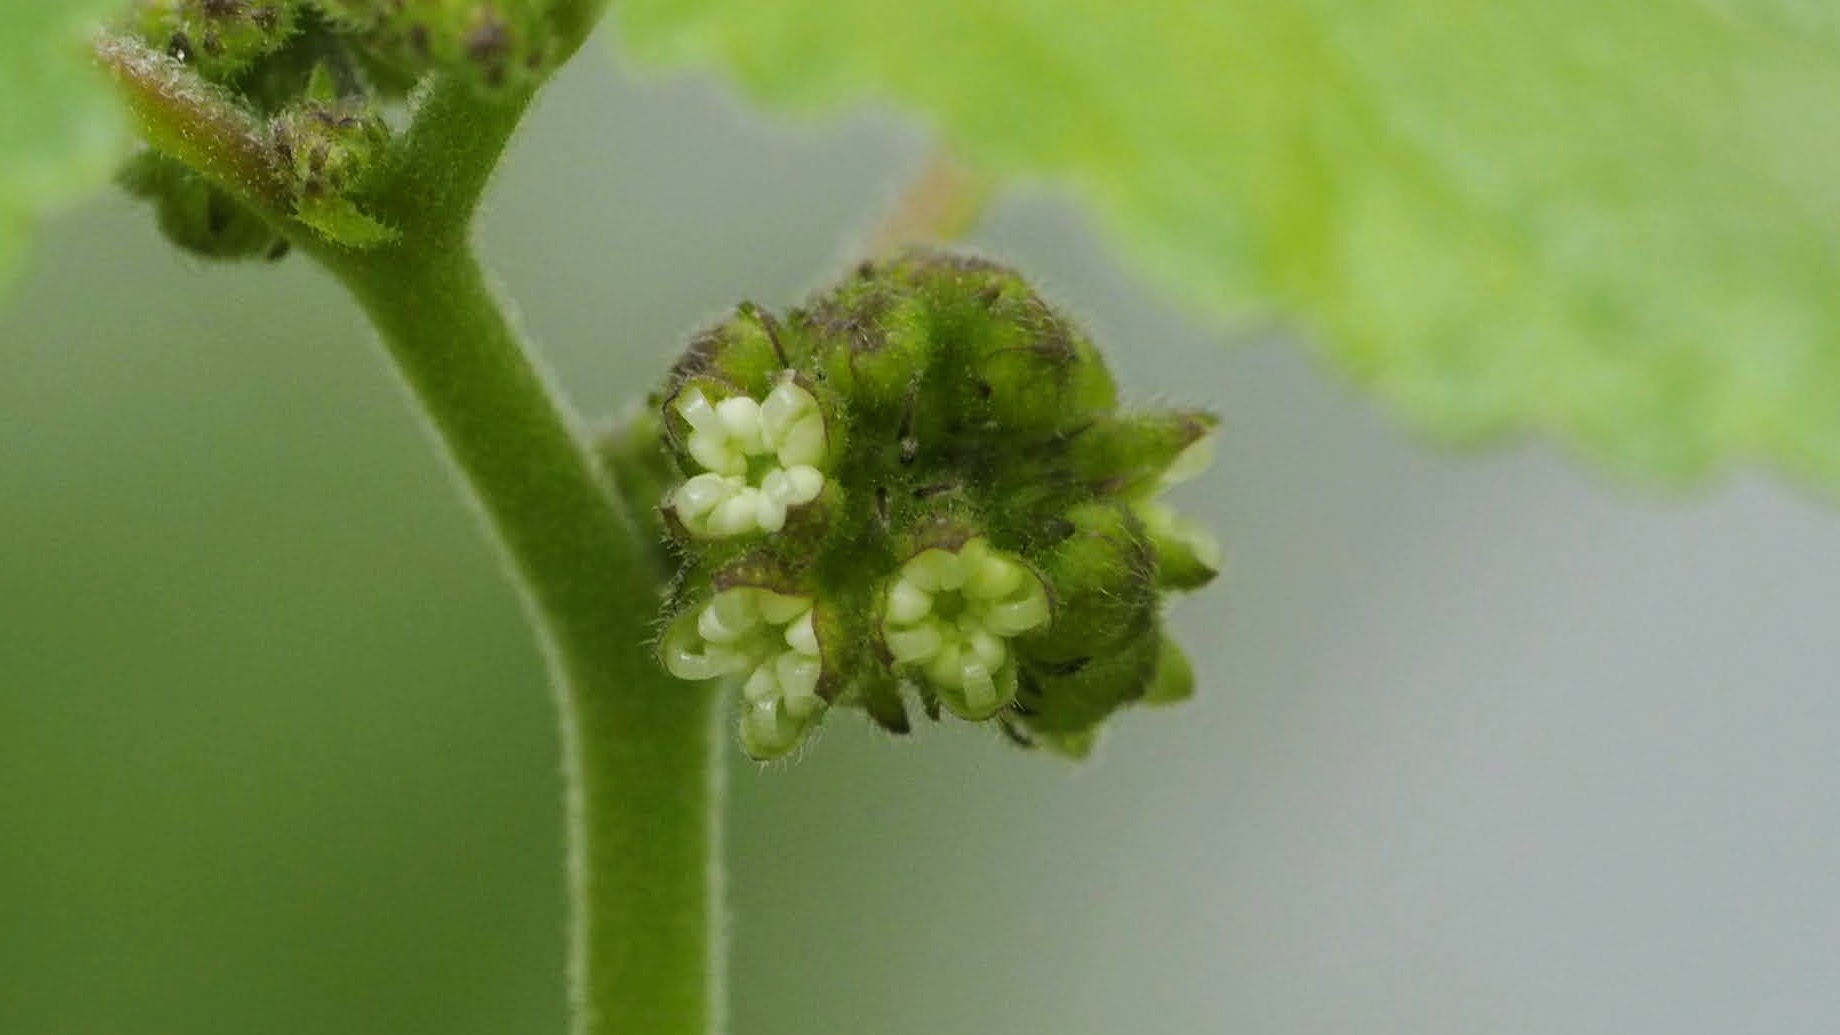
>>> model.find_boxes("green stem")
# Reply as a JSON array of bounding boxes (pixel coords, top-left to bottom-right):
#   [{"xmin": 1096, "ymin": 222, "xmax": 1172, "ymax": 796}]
[
  {"xmin": 99, "ymin": 26, "xmax": 726, "ymax": 1028},
  {"xmin": 324, "ymin": 240, "xmax": 724, "ymax": 1035},
  {"xmin": 319, "ymin": 63, "xmax": 727, "ymax": 1035}
]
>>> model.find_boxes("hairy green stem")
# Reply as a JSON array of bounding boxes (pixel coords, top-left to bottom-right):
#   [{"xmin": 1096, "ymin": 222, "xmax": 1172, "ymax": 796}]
[
  {"xmin": 100, "ymin": 21, "xmax": 727, "ymax": 1028},
  {"xmin": 324, "ymin": 240, "xmax": 724, "ymax": 1035},
  {"xmin": 314, "ymin": 84, "xmax": 726, "ymax": 1035}
]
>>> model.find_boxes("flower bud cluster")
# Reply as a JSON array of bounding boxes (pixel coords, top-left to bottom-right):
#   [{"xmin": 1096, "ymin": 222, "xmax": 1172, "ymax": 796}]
[
  {"xmin": 617, "ymin": 251, "xmax": 1220, "ymax": 760},
  {"xmin": 117, "ymin": 0, "xmax": 573, "ymax": 256},
  {"xmin": 313, "ymin": 0, "xmax": 559, "ymax": 92}
]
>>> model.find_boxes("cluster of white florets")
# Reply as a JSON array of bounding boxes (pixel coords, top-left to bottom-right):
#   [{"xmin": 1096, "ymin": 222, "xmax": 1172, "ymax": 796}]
[
  {"xmin": 880, "ymin": 538, "xmax": 1051, "ymax": 719},
  {"xmin": 661, "ymin": 586, "xmax": 826, "ymax": 757},
  {"xmin": 666, "ymin": 376, "xmax": 827, "ymax": 538}
]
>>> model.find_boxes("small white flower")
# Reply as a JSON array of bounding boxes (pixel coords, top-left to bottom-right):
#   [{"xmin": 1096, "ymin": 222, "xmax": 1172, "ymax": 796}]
[
  {"xmin": 662, "ymin": 586, "xmax": 826, "ymax": 757},
  {"xmin": 667, "ymin": 376, "xmax": 828, "ymax": 538},
  {"xmin": 880, "ymin": 538, "xmax": 1050, "ymax": 719}
]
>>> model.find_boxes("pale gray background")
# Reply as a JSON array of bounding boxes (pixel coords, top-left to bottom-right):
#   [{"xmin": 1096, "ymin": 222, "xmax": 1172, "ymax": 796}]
[{"xmin": 4, "ymin": 36, "xmax": 1838, "ymax": 1035}]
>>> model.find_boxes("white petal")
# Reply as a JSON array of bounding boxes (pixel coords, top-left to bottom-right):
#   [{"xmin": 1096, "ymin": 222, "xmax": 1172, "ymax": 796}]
[
  {"xmin": 784, "ymin": 611, "xmax": 820, "ymax": 656},
  {"xmin": 782, "ymin": 691, "xmax": 826, "ymax": 722},
  {"xmin": 959, "ymin": 660, "xmax": 999, "ymax": 714},
  {"xmin": 742, "ymin": 664, "xmax": 781, "ymax": 704},
  {"xmin": 715, "ymin": 396, "xmax": 765, "ymax": 452},
  {"xmin": 775, "ymin": 651, "xmax": 822, "ymax": 703},
  {"xmin": 966, "ymin": 628, "xmax": 1006, "ymax": 671},
  {"xmin": 885, "ymin": 579, "xmax": 933, "ymax": 625},
  {"xmin": 760, "ymin": 379, "xmax": 816, "ymax": 439},
  {"xmin": 964, "ymin": 553, "xmax": 1023, "ymax": 600},
  {"xmin": 903, "ymin": 549, "xmax": 962, "ymax": 592},
  {"xmin": 780, "ymin": 465, "xmax": 825, "ymax": 504},
  {"xmin": 740, "ymin": 701, "xmax": 801, "ymax": 759},
  {"xmin": 671, "ymin": 472, "xmax": 734, "ymax": 520},
  {"xmin": 984, "ymin": 593, "xmax": 1049, "ymax": 636},
  {"xmin": 672, "ymin": 386, "xmax": 719, "ymax": 431},
  {"xmin": 755, "ymin": 592, "xmax": 810, "ymax": 627},
  {"xmin": 753, "ymin": 495, "xmax": 788, "ymax": 533},
  {"xmin": 885, "ymin": 623, "xmax": 943, "ymax": 663},
  {"xmin": 687, "ymin": 432, "xmax": 742, "ymax": 476},
  {"xmin": 776, "ymin": 416, "xmax": 827, "ymax": 467},
  {"xmin": 710, "ymin": 494, "xmax": 760, "ymax": 536},
  {"xmin": 698, "ymin": 593, "xmax": 756, "ymax": 643},
  {"xmin": 664, "ymin": 641, "xmax": 749, "ymax": 681},
  {"xmin": 925, "ymin": 641, "xmax": 965, "ymax": 689}
]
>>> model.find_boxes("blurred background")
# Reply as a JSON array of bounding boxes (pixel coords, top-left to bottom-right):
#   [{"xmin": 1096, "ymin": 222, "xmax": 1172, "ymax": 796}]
[{"xmin": 6, "ymin": 36, "xmax": 1840, "ymax": 1035}]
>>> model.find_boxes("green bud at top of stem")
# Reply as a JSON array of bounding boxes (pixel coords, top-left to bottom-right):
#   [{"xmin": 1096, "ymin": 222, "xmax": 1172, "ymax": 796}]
[
  {"xmin": 110, "ymin": 0, "xmax": 602, "ymax": 258},
  {"xmin": 126, "ymin": 0, "xmax": 300, "ymax": 81},
  {"xmin": 612, "ymin": 249, "xmax": 1222, "ymax": 762}
]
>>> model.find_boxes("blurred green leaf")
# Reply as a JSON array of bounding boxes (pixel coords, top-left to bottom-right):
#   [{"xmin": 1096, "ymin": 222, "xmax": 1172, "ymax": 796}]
[
  {"xmin": 1, "ymin": 2, "xmax": 126, "ymax": 291},
  {"xmin": 615, "ymin": 2, "xmax": 1840, "ymax": 484}
]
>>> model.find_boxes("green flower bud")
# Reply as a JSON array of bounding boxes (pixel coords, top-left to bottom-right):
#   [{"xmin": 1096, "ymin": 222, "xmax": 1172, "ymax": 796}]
[
  {"xmin": 796, "ymin": 275, "xmax": 935, "ymax": 413},
  {"xmin": 611, "ymin": 248, "xmax": 1222, "ymax": 761},
  {"xmin": 1069, "ymin": 410, "xmax": 1216, "ymax": 496},
  {"xmin": 1014, "ymin": 629, "xmax": 1161, "ymax": 749},
  {"xmin": 1016, "ymin": 501, "xmax": 1156, "ymax": 665},
  {"xmin": 117, "ymin": 150, "xmax": 289, "ymax": 261},
  {"xmin": 313, "ymin": 0, "xmax": 556, "ymax": 93},
  {"xmin": 1139, "ymin": 500, "xmax": 1223, "ymax": 592},
  {"xmin": 1142, "ymin": 637, "xmax": 1195, "ymax": 707},
  {"xmin": 269, "ymin": 92, "xmax": 395, "ymax": 244},
  {"xmin": 126, "ymin": 0, "xmax": 299, "ymax": 81},
  {"xmin": 669, "ymin": 303, "xmax": 795, "ymax": 394}
]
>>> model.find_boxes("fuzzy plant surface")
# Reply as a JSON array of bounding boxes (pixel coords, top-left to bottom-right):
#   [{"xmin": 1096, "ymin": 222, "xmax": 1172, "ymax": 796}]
[
  {"xmin": 606, "ymin": 251, "xmax": 1215, "ymax": 760},
  {"xmin": 5, "ymin": 1, "xmax": 1839, "ymax": 1034}
]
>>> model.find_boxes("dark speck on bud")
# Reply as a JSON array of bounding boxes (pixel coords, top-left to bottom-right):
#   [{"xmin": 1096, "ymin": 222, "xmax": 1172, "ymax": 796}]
[{"xmin": 609, "ymin": 249, "xmax": 1221, "ymax": 761}]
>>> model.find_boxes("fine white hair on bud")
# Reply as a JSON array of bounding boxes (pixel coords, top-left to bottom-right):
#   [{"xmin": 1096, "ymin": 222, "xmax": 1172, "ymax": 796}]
[
  {"xmin": 880, "ymin": 538, "xmax": 1049, "ymax": 720},
  {"xmin": 661, "ymin": 586, "xmax": 826, "ymax": 759},
  {"xmin": 667, "ymin": 377, "xmax": 828, "ymax": 538}
]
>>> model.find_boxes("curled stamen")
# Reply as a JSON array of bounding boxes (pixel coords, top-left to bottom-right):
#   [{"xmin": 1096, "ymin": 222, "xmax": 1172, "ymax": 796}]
[
  {"xmin": 661, "ymin": 585, "xmax": 827, "ymax": 759},
  {"xmin": 667, "ymin": 376, "xmax": 830, "ymax": 538},
  {"xmin": 879, "ymin": 538, "xmax": 1049, "ymax": 720}
]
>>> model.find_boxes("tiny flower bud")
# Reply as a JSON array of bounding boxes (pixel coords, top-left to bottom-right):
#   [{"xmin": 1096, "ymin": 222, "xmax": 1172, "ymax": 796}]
[
  {"xmin": 797, "ymin": 278, "xmax": 935, "ymax": 413},
  {"xmin": 1018, "ymin": 502, "xmax": 1157, "ymax": 665},
  {"xmin": 1069, "ymin": 410, "xmax": 1217, "ymax": 496},
  {"xmin": 127, "ymin": 0, "xmax": 299, "ymax": 81},
  {"xmin": 117, "ymin": 150, "xmax": 289, "ymax": 261},
  {"xmin": 1015, "ymin": 630, "xmax": 1161, "ymax": 750},
  {"xmin": 1138, "ymin": 500, "xmax": 1223, "ymax": 592},
  {"xmin": 1142, "ymin": 638, "xmax": 1196, "ymax": 707},
  {"xmin": 269, "ymin": 92, "xmax": 395, "ymax": 245}
]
